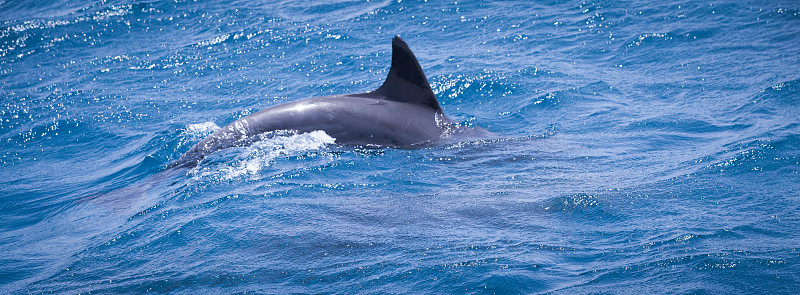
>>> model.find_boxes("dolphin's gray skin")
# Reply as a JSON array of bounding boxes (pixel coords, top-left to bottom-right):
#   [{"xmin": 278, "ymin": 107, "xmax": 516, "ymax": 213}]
[{"xmin": 171, "ymin": 36, "xmax": 454, "ymax": 168}]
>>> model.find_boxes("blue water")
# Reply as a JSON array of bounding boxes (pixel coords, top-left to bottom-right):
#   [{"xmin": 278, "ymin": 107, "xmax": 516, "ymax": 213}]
[{"xmin": 2, "ymin": 0, "xmax": 799, "ymax": 293}]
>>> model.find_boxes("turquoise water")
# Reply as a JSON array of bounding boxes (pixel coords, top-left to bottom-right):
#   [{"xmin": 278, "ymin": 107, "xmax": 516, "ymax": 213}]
[{"xmin": 2, "ymin": 0, "xmax": 800, "ymax": 293}]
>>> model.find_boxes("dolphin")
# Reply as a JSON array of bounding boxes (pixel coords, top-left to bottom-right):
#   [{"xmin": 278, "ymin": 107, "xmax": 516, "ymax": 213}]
[{"xmin": 171, "ymin": 36, "xmax": 456, "ymax": 168}]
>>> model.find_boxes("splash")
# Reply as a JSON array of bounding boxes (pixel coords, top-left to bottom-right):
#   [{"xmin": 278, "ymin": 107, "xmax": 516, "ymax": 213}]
[
  {"xmin": 189, "ymin": 130, "xmax": 336, "ymax": 181},
  {"xmin": 183, "ymin": 122, "xmax": 221, "ymax": 140}
]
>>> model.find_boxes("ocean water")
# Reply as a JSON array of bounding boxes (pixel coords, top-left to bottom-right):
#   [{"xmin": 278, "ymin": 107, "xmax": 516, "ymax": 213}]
[{"xmin": 2, "ymin": 0, "xmax": 799, "ymax": 293}]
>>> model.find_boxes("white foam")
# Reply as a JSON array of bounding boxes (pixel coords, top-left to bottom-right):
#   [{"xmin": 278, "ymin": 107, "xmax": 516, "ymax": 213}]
[
  {"xmin": 190, "ymin": 130, "xmax": 336, "ymax": 181},
  {"xmin": 184, "ymin": 122, "xmax": 220, "ymax": 140}
]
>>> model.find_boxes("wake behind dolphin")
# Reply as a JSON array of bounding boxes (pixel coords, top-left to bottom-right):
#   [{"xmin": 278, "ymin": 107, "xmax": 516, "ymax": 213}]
[{"xmin": 171, "ymin": 36, "xmax": 464, "ymax": 168}]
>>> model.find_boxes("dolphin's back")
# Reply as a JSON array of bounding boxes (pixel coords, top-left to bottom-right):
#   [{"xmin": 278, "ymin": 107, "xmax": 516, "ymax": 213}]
[{"xmin": 170, "ymin": 36, "xmax": 448, "ymax": 168}]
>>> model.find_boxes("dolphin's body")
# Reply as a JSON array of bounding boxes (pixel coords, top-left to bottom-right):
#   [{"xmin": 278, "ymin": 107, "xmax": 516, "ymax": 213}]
[{"xmin": 171, "ymin": 36, "xmax": 454, "ymax": 168}]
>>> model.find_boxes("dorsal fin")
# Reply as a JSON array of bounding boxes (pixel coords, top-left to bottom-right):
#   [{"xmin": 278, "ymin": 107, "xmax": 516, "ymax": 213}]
[{"xmin": 373, "ymin": 36, "xmax": 442, "ymax": 111}]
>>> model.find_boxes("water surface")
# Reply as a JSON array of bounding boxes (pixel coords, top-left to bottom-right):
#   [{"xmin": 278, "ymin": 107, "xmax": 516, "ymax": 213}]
[{"xmin": 1, "ymin": 0, "xmax": 799, "ymax": 293}]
